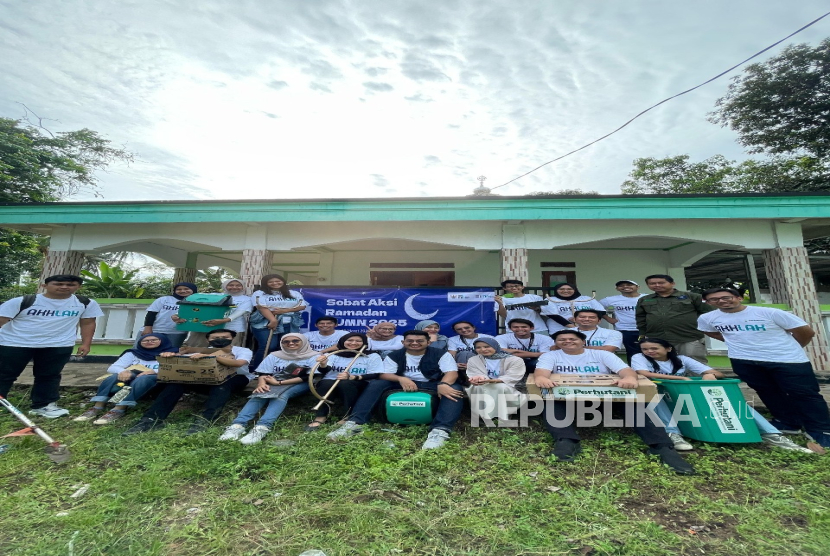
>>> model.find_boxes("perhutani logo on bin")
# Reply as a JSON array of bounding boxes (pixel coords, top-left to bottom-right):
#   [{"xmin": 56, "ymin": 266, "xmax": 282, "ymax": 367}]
[
  {"xmin": 701, "ymin": 387, "xmax": 745, "ymax": 434},
  {"xmin": 546, "ymin": 386, "xmax": 638, "ymax": 399},
  {"xmin": 389, "ymin": 401, "xmax": 427, "ymax": 407}
]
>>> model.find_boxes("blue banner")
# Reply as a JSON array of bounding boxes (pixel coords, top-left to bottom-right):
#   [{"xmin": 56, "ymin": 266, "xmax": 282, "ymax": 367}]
[{"xmin": 296, "ymin": 287, "xmax": 497, "ymax": 336}]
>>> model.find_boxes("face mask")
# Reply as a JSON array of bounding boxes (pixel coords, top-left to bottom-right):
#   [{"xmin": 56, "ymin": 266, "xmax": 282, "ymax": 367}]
[{"xmin": 208, "ymin": 338, "xmax": 233, "ymax": 348}]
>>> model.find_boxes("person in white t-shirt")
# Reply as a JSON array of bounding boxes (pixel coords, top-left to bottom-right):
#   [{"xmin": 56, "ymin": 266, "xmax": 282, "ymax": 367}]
[
  {"xmin": 540, "ymin": 283, "xmax": 606, "ymax": 334},
  {"xmin": 534, "ymin": 330, "xmax": 694, "ymax": 474},
  {"xmin": 698, "ymin": 288, "xmax": 830, "ymax": 449},
  {"xmin": 495, "ymin": 318, "xmax": 554, "ymax": 374},
  {"xmin": 366, "ymin": 321, "xmax": 404, "ymax": 357},
  {"xmin": 184, "ymin": 279, "xmax": 253, "ymax": 347},
  {"xmin": 494, "ymin": 280, "xmax": 548, "ymax": 333},
  {"xmin": 141, "ymin": 282, "xmax": 196, "ymax": 348},
  {"xmin": 599, "ymin": 280, "xmax": 646, "ymax": 362},
  {"xmin": 0, "ymin": 274, "xmax": 104, "ymax": 418},
  {"xmin": 304, "ymin": 316, "xmax": 349, "ymax": 353},
  {"xmin": 631, "ymin": 337, "xmax": 813, "ymax": 454},
  {"xmin": 327, "ymin": 330, "xmax": 464, "ymax": 450},
  {"xmin": 447, "ymin": 320, "xmax": 494, "ymax": 372},
  {"xmin": 569, "ymin": 310, "xmax": 623, "ymax": 352},
  {"xmin": 250, "ymin": 274, "xmax": 307, "ymax": 369}
]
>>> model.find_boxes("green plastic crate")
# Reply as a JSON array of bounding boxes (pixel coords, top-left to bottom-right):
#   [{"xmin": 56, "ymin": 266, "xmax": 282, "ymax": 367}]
[
  {"xmin": 176, "ymin": 293, "xmax": 234, "ymax": 333},
  {"xmin": 657, "ymin": 377, "xmax": 761, "ymax": 443},
  {"xmin": 384, "ymin": 392, "xmax": 435, "ymax": 425}
]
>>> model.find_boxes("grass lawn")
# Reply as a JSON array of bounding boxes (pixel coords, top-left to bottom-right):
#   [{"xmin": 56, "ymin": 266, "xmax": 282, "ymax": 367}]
[{"xmin": 0, "ymin": 387, "xmax": 827, "ymax": 556}]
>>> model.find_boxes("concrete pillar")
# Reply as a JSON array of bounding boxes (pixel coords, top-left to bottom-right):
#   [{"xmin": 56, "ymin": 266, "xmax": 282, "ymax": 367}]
[
  {"xmin": 501, "ymin": 224, "xmax": 528, "ymax": 284},
  {"xmin": 763, "ymin": 246, "xmax": 830, "ymax": 370},
  {"xmin": 39, "ymin": 250, "xmax": 85, "ymax": 291},
  {"xmin": 240, "ymin": 249, "xmax": 273, "ymax": 294}
]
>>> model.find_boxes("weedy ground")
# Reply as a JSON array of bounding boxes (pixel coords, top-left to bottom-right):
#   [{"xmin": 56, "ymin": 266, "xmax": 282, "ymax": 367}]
[{"xmin": 0, "ymin": 386, "xmax": 828, "ymax": 556}]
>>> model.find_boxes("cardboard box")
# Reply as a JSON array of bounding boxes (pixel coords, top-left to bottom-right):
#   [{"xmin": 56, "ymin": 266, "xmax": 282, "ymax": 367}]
[
  {"xmin": 156, "ymin": 348, "xmax": 237, "ymax": 385},
  {"xmin": 526, "ymin": 373, "xmax": 658, "ymax": 402}
]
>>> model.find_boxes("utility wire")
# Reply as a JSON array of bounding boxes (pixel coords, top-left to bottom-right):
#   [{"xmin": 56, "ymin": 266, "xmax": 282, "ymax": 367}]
[{"xmin": 490, "ymin": 11, "xmax": 830, "ymax": 192}]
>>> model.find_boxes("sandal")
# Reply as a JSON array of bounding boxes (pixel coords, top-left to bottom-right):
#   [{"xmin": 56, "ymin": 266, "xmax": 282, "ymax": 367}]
[{"xmin": 304, "ymin": 420, "xmax": 326, "ymax": 432}]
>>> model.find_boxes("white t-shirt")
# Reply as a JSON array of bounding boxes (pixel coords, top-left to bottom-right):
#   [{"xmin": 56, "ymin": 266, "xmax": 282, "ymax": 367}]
[
  {"xmin": 255, "ymin": 354, "xmax": 317, "ymax": 377},
  {"xmin": 320, "ymin": 353, "xmax": 384, "ymax": 380},
  {"xmin": 498, "ymin": 294, "xmax": 548, "ymax": 332},
  {"xmin": 447, "ymin": 334, "xmax": 495, "ymax": 354},
  {"xmin": 0, "ymin": 295, "xmax": 104, "ymax": 348},
  {"xmin": 541, "ymin": 297, "xmax": 606, "ymax": 333},
  {"xmin": 251, "ymin": 290, "xmax": 305, "ymax": 311},
  {"xmin": 698, "ymin": 306, "xmax": 810, "ymax": 363},
  {"xmin": 537, "ymin": 349, "xmax": 629, "ymax": 375},
  {"xmin": 225, "ymin": 295, "xmax": 254, "ymax": 333},
  {"xmin": 576, "ymin": 327, "xmax": 623, "ymax": 349},
  {"xmin": 106, "ymin": 354, "xmax": 161, "ymax": 374},
  {"xmin": 146, "ymin": 295, "xmax": 183, "ymax": 334},
  {"xmin": 495, "ymin": 333, "xmax": 554, "ymax": 354},
  {"xmin": 368, "ymin": 336, "xmax": 404, "ymax": 356},
  {"xmin": 630, "ymin": 353, "xmax": 711, "ymax": 376},
  {"xmin": 228, "ymin": 346, "xmax": 254, "ymax": 378},
  {"xmin": 484, "ymin": 358, "xmax": 502, "ymax": 379},
  {"xmin": 599, "ymin": 294, "xmax": 645, "ymax": 331},
  {"xmin": 304, "ymin": 330, "xmax": 349, "ymax": 352},
  {"xmin": 382, "ymin": 352, "xmax": 457, "ymax": 382}
]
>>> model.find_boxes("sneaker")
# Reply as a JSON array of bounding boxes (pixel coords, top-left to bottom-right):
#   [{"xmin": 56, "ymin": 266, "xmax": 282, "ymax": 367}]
[
  {"xmin": 668, "ymin": 432, "xmax": 694, "ymax": 451},
  {"xmin": 326, "ymin": 420, "xmax": 363, "ymax": 441},
  {"xmin": 122, "ymin": 417, "xmax": 165, "ymax": 436},
  {"xmin": 761, "ymin": 433, "xmax": 814, "ymax": 454},
  {"xmin": 29, "ymin": 403, "xmax": 69, "ymax": 419},
  {"xmin": 73, "ymin": 407, "xmax": 103, "ymax": 422},
  {"xmin": 92, "ymin": 409, "xmax": 126, "ymax": 425},
  {"xmin": 219, "ymin": 424, "xmax": 246, "ymax": 441},
  {"xmin": 240, "ymin": 425, "xmax": 270, "ymax": 445},
  {"xmin": 649, "ymin": 446, "xmax": 695, "ymax": 475},
  {"xmin": 805, "ymin": 430, "xmax": 830, "ymax": 449},
  {"xmin": 551, "ymin": 438, "xmax": 581, "ymax": 462},
  {"xmin": 422, "ymin": 429, "xmax": 450, "ymax": 450},
  {"xmin": 185, "ymin": 417, "xmax": 211, "ymax": 436},
  {"xmin": 769, "ymin": 419, "xmax": 802, "ymax": 434}
]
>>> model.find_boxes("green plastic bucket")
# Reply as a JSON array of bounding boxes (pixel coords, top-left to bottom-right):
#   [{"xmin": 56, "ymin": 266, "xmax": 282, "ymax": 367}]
[
  {"xmin": 176, "ymin": 294, "xmax": 234, "ymax": 332},
  {"xmin": 657, "ymin": 378, "xmax": 761, "ymax": 443},
  {"xmin": 384, "ymin": 392, "xmax": 435, "ymax": 425}
]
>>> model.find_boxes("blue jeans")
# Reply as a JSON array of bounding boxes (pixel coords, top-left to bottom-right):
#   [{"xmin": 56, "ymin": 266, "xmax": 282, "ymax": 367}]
[
  {"xmin": 250, "ymin": 328, "xmax": 284, "ymax": 370},
  {"xmin": 730, "ymin": 358, "xmax": 830, "ymax": 434},
  {"xmin": 90, "ymin": 373, "xmax": 159, "ymax": 407},
  {"xmin": 654, "ymin": 398, "xmax": 778, "ymax": 435},
  {"xmin": 232, "ymin": 383, "xmax": 309, "ymax": 429},
  {"xmin": 348, "ymin": 379, "xmax": 464, "ymax": 433}
]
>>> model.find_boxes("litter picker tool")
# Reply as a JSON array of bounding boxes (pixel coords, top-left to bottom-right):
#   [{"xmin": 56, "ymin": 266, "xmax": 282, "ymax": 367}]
[
  {"xmin": 0, "ymin": 395, "xmax": 71, "ymax": 463},
  {"xmin": 308, "ymin": 346, "xmax": 367, "ymax": 410}
]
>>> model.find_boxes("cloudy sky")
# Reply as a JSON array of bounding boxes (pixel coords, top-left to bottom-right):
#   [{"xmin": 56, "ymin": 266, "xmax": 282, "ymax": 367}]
[{"xmin": 1, "ymin": 1, "xmax": 828, "ymax": 201}]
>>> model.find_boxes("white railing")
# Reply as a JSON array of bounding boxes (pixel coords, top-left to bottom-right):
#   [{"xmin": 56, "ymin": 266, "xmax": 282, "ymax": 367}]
[{"xmin": 86, "ymin": 303, "xmax": 148, "ymax": 342}]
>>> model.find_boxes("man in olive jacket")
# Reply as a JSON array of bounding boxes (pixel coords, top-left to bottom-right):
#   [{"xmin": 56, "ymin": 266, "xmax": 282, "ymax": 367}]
[{"xmin": 635, "ymin": 274, "xmax": 715, "ymax": 364}]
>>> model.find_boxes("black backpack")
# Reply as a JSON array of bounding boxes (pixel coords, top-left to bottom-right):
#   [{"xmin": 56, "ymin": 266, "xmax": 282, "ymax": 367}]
[{"xmin": 15, "ymin": 294, "xmax": 91, "ymax": 317}]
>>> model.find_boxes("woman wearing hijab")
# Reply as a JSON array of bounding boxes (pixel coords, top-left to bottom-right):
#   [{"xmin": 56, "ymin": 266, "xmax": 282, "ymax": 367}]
[
  {"xmin": 141, "ymin": 282, "xmax": 198, "ymax": 348},
  {"xmin": 304, "ymin": 333, "xmax": 383, "ymax": 431},
  {"xmin": 219, "ymin": 333, "xmax": 319, "ymax": 444},
  {"xmin": 540, "ymin": 283, "xmax": 605, "ymax": 335},
  {"xmin": 415, "ymin": 320, "xmax": 449, "ymax": 352},
  {"xmin": 249, "ymin": 274, "xmax": 307, "ymax": 369},
  {"xmin": 184, "ymin": 279, "xmax": 253, "ymax": 347},
  {"xmin": 73, "ymin": 333, "xmax": 177, "ymax": 424},
  {"xmin": 464, "ymin": 337, "xmax": 527, "ymax": 421}
]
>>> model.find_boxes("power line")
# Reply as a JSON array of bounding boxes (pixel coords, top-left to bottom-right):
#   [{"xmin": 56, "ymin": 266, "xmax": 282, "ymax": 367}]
[{"xmin": 490, "ymin": 11, "xmax": 830, "ymax": 192}]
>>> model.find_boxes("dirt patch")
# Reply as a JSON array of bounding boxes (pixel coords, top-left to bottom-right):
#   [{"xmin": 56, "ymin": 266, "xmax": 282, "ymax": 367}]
[{"xmin": 619, "ymin": 493, "xmax": 739, "ymax": 542}]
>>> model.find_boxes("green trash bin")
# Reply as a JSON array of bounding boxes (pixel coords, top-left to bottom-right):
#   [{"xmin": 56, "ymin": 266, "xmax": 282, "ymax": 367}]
[
  {"xmin": 657, "ymin": 377, "xmax": 761, "ymax": 443},
  {"xmin": 175, "ymin": 293, "xmax": 234, "ymax": 333},
  {"xmin": 384, "ymin": 392, "xmax": 436, "ymax": 425}
]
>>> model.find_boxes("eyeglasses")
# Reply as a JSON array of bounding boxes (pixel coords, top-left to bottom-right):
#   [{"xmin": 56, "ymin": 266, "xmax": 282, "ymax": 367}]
[
  {"xmin": 281, "ymin": 339, "xmax": 302, "ymax": 344},
  {"xmin": 706, "ymin": 296, "xmax": 740, "ymax": 302}
]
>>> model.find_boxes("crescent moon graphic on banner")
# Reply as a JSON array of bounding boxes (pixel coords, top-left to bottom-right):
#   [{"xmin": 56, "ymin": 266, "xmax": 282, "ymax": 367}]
[{"xmin": 404, "ymin": 294, "xmax": 438, "ymax": 320}]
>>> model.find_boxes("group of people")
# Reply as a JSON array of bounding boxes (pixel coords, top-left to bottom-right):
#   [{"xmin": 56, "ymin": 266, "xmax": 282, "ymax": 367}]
[{"xmin": 1, "ymin": 272, "xmax": 829, "ymax": 476}]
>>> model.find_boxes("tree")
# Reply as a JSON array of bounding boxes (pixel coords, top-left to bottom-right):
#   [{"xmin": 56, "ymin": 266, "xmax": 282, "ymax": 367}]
[
  {"xmin": 710, "ymin": 39, "xmax": 830, "ymax": 159},
  {"xmin": 80, "ymin": 262, "xmax": 144, "ymax": 299},
  {"xmin": 524, "ymin": 189, "xmax": 600, "ymax": 196},
  {"xmin": 0, "ymin": 114, "xmax": 133, "ymax": 286}
]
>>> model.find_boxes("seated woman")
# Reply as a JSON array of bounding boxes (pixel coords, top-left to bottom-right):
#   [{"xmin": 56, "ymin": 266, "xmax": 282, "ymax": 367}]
[
  {"xmin": 305, "ymin": 333, "xmax": 384, "ymax": 431},
  {"xmin": 540, "ymin": 283, "xmax": 605, "ymax": 335},
  {"xmin": 632, "ymin": 337, "xmax": 813, "ymax": 454},
  {"xmin": 219, "ymin": 333, "xmax": 319, "ymax": 445},
  {"xmin": 464, "ymin": 338, "xmax": 526, "ymax": 422},
  {"xmin": 184, "ymin": 278, "xmax": 253, "ymax": 347},
  {"xmin": 415, "ymin": 320, "xmax": 449, "ymax": 352},
  {"xmin": 73, "ymin": 333, "xmax": 177, "ymax": 424}
]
